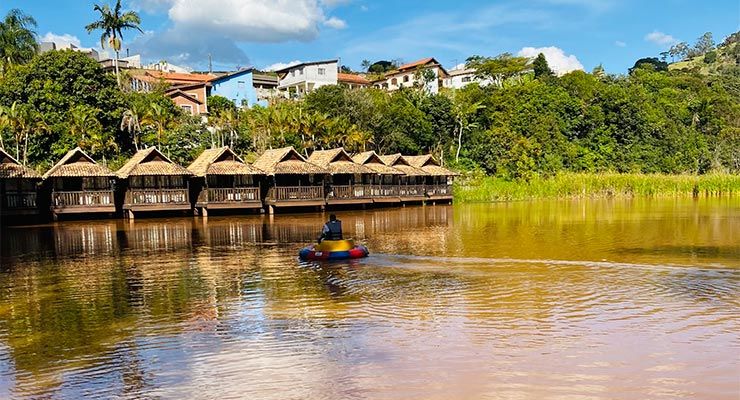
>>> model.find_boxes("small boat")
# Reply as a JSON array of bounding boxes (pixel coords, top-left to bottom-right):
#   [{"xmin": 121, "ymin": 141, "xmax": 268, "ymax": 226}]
[{"xmin": 299, "ymin": 239, "xmax": 369, "ymax": 261}]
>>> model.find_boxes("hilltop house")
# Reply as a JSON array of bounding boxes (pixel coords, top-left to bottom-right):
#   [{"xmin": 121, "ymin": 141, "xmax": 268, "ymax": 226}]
[
  {"xmin": 253, "ymin": 73, "xmax": 279, "ymax": 105},
  {"xmin": 338, "ymin": 73, "xmax": 370, "ymax": 89},
  {"xmin": 443, "ymin": 67, "xmax": 491, "ymax": 89},
  {"xmin": 131, "ymin": 71, "xmax": 214, "ymax": 116},
  {"xmin": 275, "ymin": 60, "xmax": 338, "ymax": 98},
  {"xmin": 208, "ymin": 68, "xmax": 259, "ymax": 108},
  {"xmin": 373, "ymin": 58, "xmax": 449, "ymax": 94}
]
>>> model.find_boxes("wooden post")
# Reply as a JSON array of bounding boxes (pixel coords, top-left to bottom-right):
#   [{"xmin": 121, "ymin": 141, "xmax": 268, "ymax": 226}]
[
  {"xmin": 202, "ymin": 207, "xmax": 208, "ymax": 218},
  {"xmin": 268, "ymin": 205, "xmax": 274, "ymax": 215},
  {"xmin": 127, "ymin": 209, "xmax": 135, "ymax": 219}
]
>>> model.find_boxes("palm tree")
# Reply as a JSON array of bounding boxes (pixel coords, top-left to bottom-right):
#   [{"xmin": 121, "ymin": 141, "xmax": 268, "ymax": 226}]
[
  {"xmin": 85, "ymin": 0, "xmax": 142, "ymax": 86},
  {"xmin": 120, "ymin": 105, "xmax": 146, "ymax": 150},
  {"xmin": 0, "ymin": 9, "xmax": 38, "ymax": 73},
  {"xmin": 4, "ymin": 102, "xmax": 47, "ymax": 165},
  {"xmin": 141, "ymin": 103, "xmax": 176, "ymax": 147}
]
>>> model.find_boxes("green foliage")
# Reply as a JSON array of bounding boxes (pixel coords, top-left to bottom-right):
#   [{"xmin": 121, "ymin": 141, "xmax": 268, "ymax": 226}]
[
  {"xmin": 629, "ymin": 57, "xmax": 668, "ymax": 74},
  {"xmin": 703, "ymin": 50, "xmax": 718, "ymax": 64},
  {"xmin": 208, "ymin": 95, "xmax": 236, "ymax": 116},
  {"xmin": 533, "ymin": 53, "xmax": 554, "ymax": 79},
  {"xmin": 0, "ymin": 9, "xmax": 38, "ymax": 73}
]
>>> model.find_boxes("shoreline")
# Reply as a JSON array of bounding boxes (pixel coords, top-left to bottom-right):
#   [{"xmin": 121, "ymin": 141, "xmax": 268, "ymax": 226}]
[{"xmin": 453, "ymin": 173, "xmax": 740, "ymax": 202}]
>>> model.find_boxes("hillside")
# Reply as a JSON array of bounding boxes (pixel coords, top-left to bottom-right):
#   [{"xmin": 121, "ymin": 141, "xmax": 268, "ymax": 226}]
[{"xmin": 668, "ymin": 39, "xmax": 740, "ymax": 75}]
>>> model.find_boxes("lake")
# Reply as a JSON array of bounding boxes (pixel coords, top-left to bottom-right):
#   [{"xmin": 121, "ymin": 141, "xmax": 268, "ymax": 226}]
[{"xmin": 0, "ymin": 198, "xmax": 738, "ymax": 399}]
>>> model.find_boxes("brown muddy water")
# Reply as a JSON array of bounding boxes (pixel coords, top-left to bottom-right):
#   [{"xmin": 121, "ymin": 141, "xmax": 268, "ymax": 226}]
[{"xmin": 0, "ymin": 198, "xmax": 738, "ymax": 399}]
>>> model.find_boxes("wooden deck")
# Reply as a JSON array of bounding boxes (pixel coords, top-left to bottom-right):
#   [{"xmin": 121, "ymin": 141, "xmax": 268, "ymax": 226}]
[
  {"xmin": 51, "ymin": 190, "xmax": 116, "ymax": 214},
  {"xmin": 196, "ymin": 187, "xmax": 262, "ymax": 209},
  {"xmin": 1, "ymin": 192, "xmax": 39, "ymax": 216},
  {"xmin": 370, "ymin": 185, "xmax": 401, "ymax": 203},
  {"xmin": 265, "ymin": 186, "xmax": 324, "ymax": 207},
  {"xmin": 425, "ymin": 184, "xmax": 453, "ymax": 201},
  {"xmin": 399, "ymin": 185, "xmax": 427, "ymax": 202},
  {"xmin": 326, "ymin": 185, "xmax": 373, "ymax": 205},
  {"xmin": 123, "ymin": 188, "xmax": 191, "ymax": 212}
]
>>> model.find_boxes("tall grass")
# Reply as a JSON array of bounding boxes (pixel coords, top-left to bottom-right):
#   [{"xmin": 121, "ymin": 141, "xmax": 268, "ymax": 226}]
[{"xmin": 454, "ymin": 173, "xmax": 740, "ymax": 202}]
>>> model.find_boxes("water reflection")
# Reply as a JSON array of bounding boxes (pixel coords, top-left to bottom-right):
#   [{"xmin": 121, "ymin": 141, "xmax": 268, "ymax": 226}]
[{"xmin": 0, "ymin": 199, "xmax": 738, "ymax": 399}]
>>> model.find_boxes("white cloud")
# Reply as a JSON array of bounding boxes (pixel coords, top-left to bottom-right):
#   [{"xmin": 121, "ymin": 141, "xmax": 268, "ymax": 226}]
[
  {"xmin": 644, "ymin": 30, "xmax": 678, "ymax": 46},
  {"xmin": 130, "ymin": 0, "xmax": 175, "ymax": 13},
  {"xmin": 517, "ymin": 46, "xmax": 584, "ymax": 75},
  {"xmin": 324, "ymin": 17, "xmax": 347, "ymax": 29},
  {"xmin": 263, "ymin": 60, "xmax": 303, "ymax": 71},
  {"xmin": 40, "ymin": 32, "xmax": 81, "ymax": 48},
  {"xmin": 320, "ymin": 0, "xmax": 351, "ymax": 6},
  {"xmin": 360, "ymin": 5, "xmax": 368, "ymax": 11},
  {"xmin": 614, "ymin": 40, "xmax": 626, "ymax": 47}
]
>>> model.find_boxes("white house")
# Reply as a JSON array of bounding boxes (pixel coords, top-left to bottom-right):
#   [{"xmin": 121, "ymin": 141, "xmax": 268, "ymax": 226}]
[
  {"xmin": 275, "ymin": 60, "xmax": 338, "ymax": 98},
  {"xmin": 443, "ymin": 67, "xmax": 491, "ymax": 89},
  {"xmin": 372, "ymin": 58, "xmax": 449, "ymax": 94}
]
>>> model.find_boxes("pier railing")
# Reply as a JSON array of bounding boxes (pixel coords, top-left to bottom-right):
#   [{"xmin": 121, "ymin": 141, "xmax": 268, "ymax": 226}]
[
  {"xmin": 399, "ymin": 185, "xmax": 426, "ymax": 197},
  {"xmin": 125, "ymin": 188, "xmax": 189, "ymax": 205},
  {"xmin": 200, "ymin": 187, "xmax": 260, "ymax": 204},
  {"xmin": 372, "ymin": 185, "xmax": 400, "ymax": 197},
  {"xmin": 327, "ymin": 184, "xmax": 373, "ymax": 199},
  {"xmin": 52, "ymin": 190, "xmax": 114, "ymax": 208},
  {"xmin": 426, "ymin": 184, "xmax": 453, "ymax": 196},
  {"xmin": 268, "ymin": 186, "xmax": 324, "ymax": 201},
  {"xmin": 4, "ymin": 192, "xmax": 37, "ymax": 209}
]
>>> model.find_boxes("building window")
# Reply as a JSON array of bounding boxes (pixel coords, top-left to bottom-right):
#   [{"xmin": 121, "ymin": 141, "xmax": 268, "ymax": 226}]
[
  {"xmin": 238, "ymin": 81, "xmax": 245, "ymax": 89},
  {"xmin": 299, "ymin": 68, "xmax": 304, "ymax": 75},
  {"xmin": 403, "ymin": 75, "xmax": 409, "ymax": 83},
  {"xmin": 190, "ymin": 92, "xmax": 198, "ymax": 99},
  {"xmin": 462, "ymin": 76, "xmax": 471, "ymax": 83},
  {"xmin": 291, "ymin": 71, "xmax": 296, "ymax": 77},
  {"xmin": 318, "ymin": 68, "xmax": 325, "ymax": 75},
  {"xmin": 181, "ymin": 105, "xmax": 193, "ymax": 114},
  {"xmin": 391, "ymin": 78, "xmax": 398, "ymax": 85}
]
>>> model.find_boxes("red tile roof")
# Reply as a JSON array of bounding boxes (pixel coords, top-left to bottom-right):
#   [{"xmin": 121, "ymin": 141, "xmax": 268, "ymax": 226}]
[
  {"xmin": 397, "ymin": 58, "xmax": 437, "ymax": 71},
  {"xmin": 132, "ymin": 70, "xmax": 216, "ymax": 85},
  {"xmin": 338, "ymin": 73, "xmax": 370, "ymax": 85}
]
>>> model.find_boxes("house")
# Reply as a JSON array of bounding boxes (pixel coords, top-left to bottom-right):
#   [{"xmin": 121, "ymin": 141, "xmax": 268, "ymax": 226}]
[
  {"xmin": 145, "ymin": 60, "xmax": 191, "ymax": 74},
  {"xmin": 404, "ymin": 155, "xmax": 457, "ymax": 202},
  {"xmin": 352, "ymin": 151, "xmax": 404, "ymax": 203},
  {"xmin": 208, "ymin": 68, "xmax": 259, "ymax": 108},
  {"xmin": 308, "ymin": 148, "xmax": 374, "ymax": 205},
  {"xmin": 379, "ymin": 154, "xmax": 429, "ymax": 202},
  {"xmin": 338, "ymin": 73, "xmax": 371, "ymax": 89},
  {"xmin": 373, "ymin": 58, "xmax": 449, "ymax": 94},
  {"xmin": 253, "ymin": 73, "xmax": 280, "ymax": 105},
  {"xmin": 130, "ymin": 71, "xmax": 213, "ymax": 116},
  {"xmin": 443, "ymin": 67, "xmax": 491, "ymax": 89},
  {"xmin": 0, "ymin": 147, "xmax": 41, "ymax": 218},
  {"xmin": 275, "ymin": 60, "xmax": 338, "ymax": 98},
  {"xmin": 42, "ymin": 147, "xmax": 117, "ymax": 219},
  {"xmin": 188, "ymin": 147, "xmax": 264, "ymax": 215},
  {"xmin": 117, "ymin": 147, "xmax": 193, "ymax": 218},
  {"xmin": 38, "ymin": 42, "xmax": 99, "ymax": 61},
  {"xmin": 252, "ymin": 147, "xmax": 327, "ymax": 213}
]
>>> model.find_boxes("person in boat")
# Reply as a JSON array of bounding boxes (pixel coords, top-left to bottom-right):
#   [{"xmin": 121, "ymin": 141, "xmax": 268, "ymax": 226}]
[{"xmin": 318, "ymin": 214, "xmax": 343, "ymax": 243}]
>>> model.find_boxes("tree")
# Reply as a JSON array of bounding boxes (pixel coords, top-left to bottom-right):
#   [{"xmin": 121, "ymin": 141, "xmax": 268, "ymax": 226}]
[
  {"xmin": 360, "ymin": 59, "xmax": 372, "ymax": 71},
  {"xmin": 3, "ymin": 102, "xmax": 47, "ymax": 165},
  {"xmin": 141, "ymin": 103, "xmax": 178, "ymax": 148},
  {"xmin": 0, "ymin": 9, "xmax": 38, "ymax": 73},
  {"xmin": 629, "ymin": 57, "xmax": 668, "ymax": 74},
  {"xmin": 533, "ymin": 53, "xmax": 554, "ymax": 79},
  {"xmin": 85, "ymin": 0, "xmax": 143, "ymax": 87},
  {"xmin": 693, "ymin": 32, "xmax": 715, "ymax": 56},
  {"xmin": 466, "ymin": 53, "xmax": 530, "ymax": 87},
  {"xmin": 449, "ymin": 91, "xmax": 484, "ymax": 162},
  {"xmin": 591, "ymin": 64, "xmax": 605, "ymax": 78}
]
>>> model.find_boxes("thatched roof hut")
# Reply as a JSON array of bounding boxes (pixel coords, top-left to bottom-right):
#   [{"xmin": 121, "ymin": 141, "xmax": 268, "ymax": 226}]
[
  {"xmin": 252, "ymin": 147, "xmax": 326, "ymax": 175},
  {"xmin": 188, "ymin": 147, "xmax": 263, "ymax": 177},
  {"xmin": 352, "ymin": 151, "xmax": 404, "ymax": 175},
  {"xmin": 43, "ymin": 147, "xmax": 116, "ymax": 179},
  {"xmin": 307, "ymin": 148, "xmax": 372, "ymax": 175},
  {"xmin": 379, "ymin": 154, "xmax": 429, "ymax": 176},
  {"xmin": 0, "ymin": 148, "xmax": 41, "ymax": 179},
  {"xmin": 403, "ymin": 155, "xmax": 458, "ymax": 176},
  {"xmin": 117, "ymin": 147, "xmax": 192, "ymax": 178}
]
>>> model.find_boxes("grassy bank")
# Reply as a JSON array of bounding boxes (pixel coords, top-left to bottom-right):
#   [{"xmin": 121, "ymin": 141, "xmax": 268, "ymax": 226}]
[{"xmin": 454, "ymin": 173, "xmax": 740, "ymax": 202}]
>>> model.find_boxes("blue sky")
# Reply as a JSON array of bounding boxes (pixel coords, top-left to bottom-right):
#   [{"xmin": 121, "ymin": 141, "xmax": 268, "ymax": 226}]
[{"xmin": 2, "ymin": 0, "xmax": 738, "ymax": 74}]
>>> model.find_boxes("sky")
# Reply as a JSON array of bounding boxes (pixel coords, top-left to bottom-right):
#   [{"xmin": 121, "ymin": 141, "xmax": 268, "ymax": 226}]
[{"xmin": 2, "ymin": 0, "xmax": 739, "ymax": 74}]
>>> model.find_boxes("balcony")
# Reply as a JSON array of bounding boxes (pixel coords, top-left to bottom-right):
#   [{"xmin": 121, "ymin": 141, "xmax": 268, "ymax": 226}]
[
  {"xmin": 196, "ymin": 187, "xmax": 262, "ymax": 209},
  {"xmin": 2, "ymin": 192, "xmax": 38, "ymax": 215},
  {"xmin": 326, "ymin": 184, "xmax": 373, "ymax": 205},
  {"xmin": 266, "ymin": 186, "xmax": 324, "ymax": 207},
  {"xmin": 371, "ymin": 185, "xmax": 401, "ymax": 203},
  {"xmin": 124, "ymin": 188, "xmax": 190, "ymax": 211},
  {"xmin": 426, "ymin": 184, "xmax": 453, "ymax": 199},
  {"xmin": 399, "ymin": 185, "xmax": 426, "ymax": 201},
  {"xmin": 51, "ymin": 190, "xmax": 115, "ymax": 214}
]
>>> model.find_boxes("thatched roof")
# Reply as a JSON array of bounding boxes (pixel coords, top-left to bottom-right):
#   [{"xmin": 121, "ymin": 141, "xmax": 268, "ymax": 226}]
[
  {"xmin": 117, "ymin": 147, "xmax": 192, "ymax": 178},
  {"xmin": 308, "ymin": 148, "xmax": 372, "ymax": 175},
  {"xmin": 352, "ymin": 151, "xmax": 404, "ymax": 175},
  {"xmin": 0, "ymin": 148, "xmax": 41, "ymax": 179},
  {"xmin": 379, "ymin": 154, "xmax": 429, "ymax": 176},
  {"xmin": 252, "ymin": 147, "xmax": 326, "ymax": 175},
  {"xmin": 43, "ymin": 147, "xmax": 116, "ymax": 179},
  {"xmin": 404, "ymin": 155, "xmax": 458, "ymax": 176},
  {"xmin": 188, "ymin": 147, "xmax": 263, "ymax": 177}
]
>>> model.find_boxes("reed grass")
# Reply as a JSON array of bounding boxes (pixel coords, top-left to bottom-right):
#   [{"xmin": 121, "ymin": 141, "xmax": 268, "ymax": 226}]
[{"xmin": 454, "ymin": 173, "xmax": 740, "ymax": 202}]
